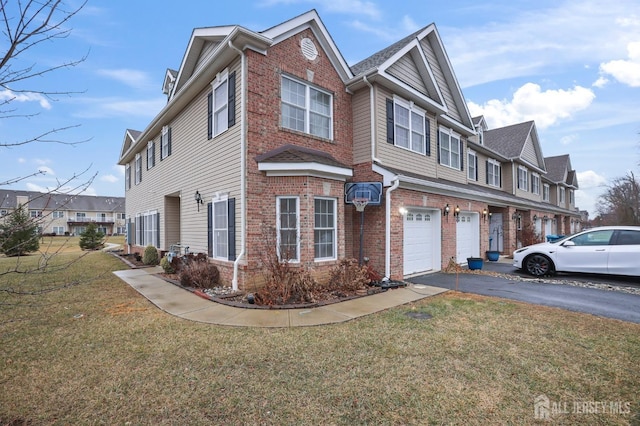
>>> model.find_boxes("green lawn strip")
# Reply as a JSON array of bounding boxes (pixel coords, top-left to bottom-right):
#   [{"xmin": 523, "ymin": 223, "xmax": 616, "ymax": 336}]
[{"xmin": 1, "ymin": 249, "xmax": 638, "ymax": 424}]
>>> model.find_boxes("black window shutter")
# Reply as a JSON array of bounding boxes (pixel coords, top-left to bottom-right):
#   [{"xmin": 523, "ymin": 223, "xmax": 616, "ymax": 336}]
[
  {"xmin": 156, "ymin": 212, "xmax": 160, "ymax": 248},
  {"xmin": 486, "ymin": 160, "xmax": 489, "ymax": 184},
  {"xmin": 207, "ymin": 92, "xmax": 213, "ymax": 139},
  {"xmin": 437, "ymin": 131, "xmax": 441, "ymax": 163},
  {"xmin": 207, "ymin": 202, "xmax": 213, "ymax": 258},
  {"xmin": 460, "ymin": 140, "xmax": 464, "ymax": 171},
  {"xmin": 499, "ymin": 166, "xmax": 502, "ymax": 187},
  {"xmin": 425, "ymin": 118, "xmax": 431, "ymax": 156},
  {"xmin": 475, "ymin": 156, "xmax": 478, "ymax": 181},
  {"xmin": 127, "ymin": 165, "xmax": 131, "ymax": 189},
  {"xmin": 152, "ymin": 143, "xmax": 155, "ymax": 166},
  {"xmin": 167, "ymin": 128, "xmax": 172, "ymax": 156},
  {"xmin": 126, "ymin": 219, "xmax": 133, "ymax": 245},
  {"xmin": 227, "ymin": 198, "xmax": 236, "ymax": 261},
  {"xmin": 386, "ymin": 99, "xmax": 394, "ymax": 144},
  {"xmin": 228, "ymin": 71, "xmax": 236, "ymax": 128}
]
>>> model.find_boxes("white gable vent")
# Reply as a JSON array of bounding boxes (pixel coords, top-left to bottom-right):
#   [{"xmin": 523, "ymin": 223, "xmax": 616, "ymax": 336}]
[{"xmin": 301, "ymin": 37, "xmax": 318, "ymax": 61}]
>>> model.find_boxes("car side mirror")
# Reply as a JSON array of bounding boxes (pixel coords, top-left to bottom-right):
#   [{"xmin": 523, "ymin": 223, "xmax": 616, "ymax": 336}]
[{"xmin": 561, "ymin": 240, "xmax": 575, "ymax": 247}]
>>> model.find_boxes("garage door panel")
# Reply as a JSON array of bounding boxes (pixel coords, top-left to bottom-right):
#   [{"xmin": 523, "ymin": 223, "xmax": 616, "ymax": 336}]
[{"xmin": 404, "ymin": 210, "xmax": 437, "ymax": 275}]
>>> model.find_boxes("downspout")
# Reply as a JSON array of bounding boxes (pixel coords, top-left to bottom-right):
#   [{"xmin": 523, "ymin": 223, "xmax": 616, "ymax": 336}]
[
  {"xmin": 385, "ymin": 177, "xmax": 400, "ymax": 280},
  {"xmin": 229, "ymin": 40, "xmax": 246, "ymax": 291},
  {"xmin": 362, "ymin": 75, "xmax": 382, "ymax": 165}
]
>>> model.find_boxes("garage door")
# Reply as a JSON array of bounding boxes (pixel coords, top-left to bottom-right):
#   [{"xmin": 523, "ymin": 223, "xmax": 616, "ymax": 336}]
[
  {"xmin": 456, "ymin": 213, "xmax": 479, "ymax": 263},
  {"xmin": 404, "ymin": 210, "xmax": 437, "ymax": 275}
]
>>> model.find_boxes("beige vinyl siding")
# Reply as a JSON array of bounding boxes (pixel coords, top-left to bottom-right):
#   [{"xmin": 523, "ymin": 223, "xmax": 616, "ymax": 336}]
[
  {"xmin": 387, "ymin": 53, "xmax": 428, "ymax": 96},
  {"xmin": 374, "ymin": 85, "xmax": 437, "ymax": 178},
  {"xmin": 195, "ymin": 41, "xmax": 221, "ymax": 72},
  {"xmin": 502, "ymin": 162, "xmax": 515, "ymax": 195},
  {"xmin": 125, "ymin": 59, "xmax": 242, "ymax": 254},
  {"xmin": 352, "ymin": 89, "xmax": 372, "ymax": 164},
  {"xmin": 521, "ymin": 134, "xmax": 540, "ymax": 166},
  {"xmin": 163, "ymin": 196, "xmax": 180, "ymax": 249},
  {"xmin": 435, "ymin": 142, "xmax": 467, "ymax": 184},
  {"xmin": 419, "ymin": 36, "xmax": 462, "ymax": 123}
]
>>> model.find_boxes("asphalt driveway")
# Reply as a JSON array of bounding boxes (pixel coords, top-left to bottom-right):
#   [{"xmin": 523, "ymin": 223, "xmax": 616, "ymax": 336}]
[{"xmin": 408, "ymin": 260, "xmax": 640, "ymax": 324}]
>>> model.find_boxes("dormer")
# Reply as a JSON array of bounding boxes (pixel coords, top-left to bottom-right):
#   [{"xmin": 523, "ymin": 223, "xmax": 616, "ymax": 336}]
[
  {"xmin": 162, "ymin": 69, "xmax": 178, "ymax": 99},
  {"xmin": 473, "ymin": 116, "xmax": 488, "ymax": 145}
]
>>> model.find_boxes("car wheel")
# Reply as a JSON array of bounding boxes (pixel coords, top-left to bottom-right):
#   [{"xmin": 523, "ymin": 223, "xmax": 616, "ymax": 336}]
[{"xmin": 525, "ymin": 254, "xmax": 553, "ymax": 276}]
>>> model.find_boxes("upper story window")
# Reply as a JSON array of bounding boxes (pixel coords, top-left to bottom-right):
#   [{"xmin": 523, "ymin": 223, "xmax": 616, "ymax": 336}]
[
  {"xmin": 134, "ymin": 153, "xmax": 142, "ymax": 185},
  {"xmin": 393, "ymin": 97, "xmax": 427, "ymax": 155},
  {"xmin": 52, "ymin": 211, "xmax": 64, "ymax": 219},
  {"xmin": 477, "ymin": 126, "xmax": 484, "ymax": 145},
  {"xmin": 160, "ymin": 126, "xmax": 172, "ymax": 160},
  {"xmin": 559, "ymin": 187, "xmax": 566, "ymax": 204},
  {"xmin": 569, "ymin": 189, "xmax": 574, "ymax": 205},
  {"xmin": 208, "ymin": 70, "xmax": 236, "ymax": 139},
  {"xmin": 29, "ymin": 210, "xmax": 42, "ymax": 218},
  {"xmin": 147, "ymin": 141, "xmax": 155, "ymax": 169},
  {"xmin": 531, "ymin": 173, "xmax": 540, "ymax": 195},
  {"xmin": 543, "ymin": 184, "xmax": 550, "ymax": 202},
  {"xmin": 517, "ymin": 166, "xmax": 528, "ymax": 191},
  {"xmin": 125, "ymin": 163, "xmax": 131, "ymax": 190},
  {"xmin": 281, "ymin": 75, "xmax": 332, "ymax": 140},
  {"xmin": 467, "ymin": 150, "xmax": 477, "ymax": 181},
  {"xmin": 487, "ymin": 159, "xmax": 501, "ymax": 187},
  {"xmin": 438, "ymin": 127, "xmax": 461, "ymax": 170}
]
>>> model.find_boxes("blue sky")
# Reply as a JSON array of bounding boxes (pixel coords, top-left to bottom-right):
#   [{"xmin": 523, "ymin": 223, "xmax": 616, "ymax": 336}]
[{"xmin": 2, "ymin": 0, "xmax": 639, "ymax": 217}]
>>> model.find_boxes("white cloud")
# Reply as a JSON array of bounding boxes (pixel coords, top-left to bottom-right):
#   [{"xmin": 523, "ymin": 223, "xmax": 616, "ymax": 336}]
[
  {"xmin": 467, "ymin": 83, "xmax": 595, "ymax": 129},
  {"xmin": 73, "ymin": 97, "xmax": 166, "ymax": 119},
  {"xmin": 560, "ymin": 134, "xmax": 577, "ymax": 145},
  {"xmin": 115, "ymin": 164, "xmax": 125, "ymax": 177},
  {"xmin": 592, "ymin": 76, "xmax": 609, "ymax": 88},
  {"xmin": 25, "ymin": 182, "xmax": 97, "ymax": 196},
  {"xmin": 18, "ymin": 158, "xmax": 26, "ymax": 163},
  {"xmin": 100, "ymin": 174, "xmax": 118, "ymax": 183},
  {"xmin": 97, "ymin": 69, "xmax": 154, "ymax": 89},
  {"xmin": 0, "ymin": 89, "xmax": 51, "ymax": 109},
  {"xmin": 349, "ymin": 14, "xmax": 420, "ymax": 42},
  {"xmin": 599, "ymin": 41, "xmax": 640, "ymax": 87},
  {"xmin": 577, "ymin": 170, "xmax": 608, "ymax": 189}
]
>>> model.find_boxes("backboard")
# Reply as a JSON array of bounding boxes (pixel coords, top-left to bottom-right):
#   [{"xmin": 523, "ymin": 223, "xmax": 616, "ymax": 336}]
[{"xmin": 344, "ymin": 182, "xmax": 382, "ymax": 206}]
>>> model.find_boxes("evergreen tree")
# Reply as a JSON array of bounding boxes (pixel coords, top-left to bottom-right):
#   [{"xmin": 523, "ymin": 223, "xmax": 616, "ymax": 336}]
[
  {"xmin": 0, "ymin": 205, "xmax": 40, "ymax": 257},
  {"xmin": 79, "ymin": 223, "xmax": 105, "ymax": 250}
]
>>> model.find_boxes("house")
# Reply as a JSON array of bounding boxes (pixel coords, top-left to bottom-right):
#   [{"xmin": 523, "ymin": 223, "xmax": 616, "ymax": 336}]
[
  {"xmin": 118, "ymin": 10, "xmax": 581, "ymax": 290},
  {"xmin": 0, "ymin": 190, "xmax": 125, "ymax": 236}
]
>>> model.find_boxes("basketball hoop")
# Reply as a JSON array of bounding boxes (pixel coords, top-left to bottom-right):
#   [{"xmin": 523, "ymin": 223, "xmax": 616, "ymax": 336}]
[{"xmin": 353, "ymin": 197, "xmax": 369, "ymax": 212}]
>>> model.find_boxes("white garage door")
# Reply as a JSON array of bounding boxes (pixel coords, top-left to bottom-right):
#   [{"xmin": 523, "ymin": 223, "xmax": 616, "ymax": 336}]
[
  {"xmin": 404, "ymin": 210, "xmax": 437, "ymax": 275},
  {"xmin": 456, "ymin": 213, "xmax": 479, "ymax": 263}
]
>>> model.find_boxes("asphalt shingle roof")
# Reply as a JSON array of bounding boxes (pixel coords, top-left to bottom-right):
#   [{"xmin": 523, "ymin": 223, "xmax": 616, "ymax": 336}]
[
  {"xmin": 0, "ymin": 190, "xmax": 125, "ymax": 213},
  {"xmin": 255, "ymin": 144, "xmax": 350, "ymax": 169},
  {"xmin": 483, "ymin": 121, "xmax": 534, "ymax": 159}
]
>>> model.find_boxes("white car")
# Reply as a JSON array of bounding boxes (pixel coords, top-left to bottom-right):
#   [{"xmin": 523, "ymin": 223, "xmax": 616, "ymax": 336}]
[{"xmin": 513, "ymin": 226, "xmax": 640, "ymax": 277}]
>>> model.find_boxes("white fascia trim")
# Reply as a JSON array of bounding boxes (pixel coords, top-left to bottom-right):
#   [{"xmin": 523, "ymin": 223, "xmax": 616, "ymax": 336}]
[
  {"xmin": 438, "ymin": 114, "xmax": 475, "ymax": 136},
  {"xmin": 379, "ymin": 70, "xmax": 446, "ymax": 114},
  {"xmin": 258, "ymin": 162, "xmax": 353, "ymax": 181}
]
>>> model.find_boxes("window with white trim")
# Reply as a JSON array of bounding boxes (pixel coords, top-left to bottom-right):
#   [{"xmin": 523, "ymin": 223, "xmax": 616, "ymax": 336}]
[
  {"xmin": 531, "ymin": 173, "xmax": 540, "ymax": 195},
  {"xmin": 29, "ymin": 210, "xmax": 42, "ymax": 218},
  {"xmin": 559, "ymin": 187, "xmax": 566, "ymax": 204},
  {"xmin": 160, "ymin": 126, "xmax": 171, "ymax": 159},
  {"xmin": 439, "ymin": 127, "xmax": 461, "ymax": 169},
  {"xmin": 281, "ymin": 75, "xmax": 332, "ymax": 139},
  {"xmin": 393, "ymin": 97, "xmax": 426, "ymax": 154},
  {"xmin": 569, "ymin": 189, "xmax": 574, "ymax": 205},
  {"xmin": 213, "ymin": 71, "xmax": 229, "ymax": 137},
  {"xmin": 213, "ymin": 197, "xmax": 228, "ymax": 259},
  {"xmin": 467, "ymin": 150, "xmax": 477, "ymax": 181},
  {"xmin": 137, "ymin": 211, "xmax": 158, "ymax": 247},
  {"xmin": 125, "ymin": 163, "xmax": 131, "ymax": 190},
  {"xmin": 52, "ymin": 211, "xmax": 64, "ymax": 219},
  {"xmin": 276, "ymin": 196, "xmax": 299, "ymax": 262},
  {"xmin": 76, "ymin": 212, "xmax": 86, "ymax": 220},
  {"xmin": 134, "ymin": 153, "xmax": 142, "ymax": 185},
  {"xmin": 487, "ymin": 159, "xmax": 501, "ymax": 187},
  {"xmin": 52, "ymin": 226, "xmax": 65, "ymax": 235},
  {"xmin": 543, "ymin": 184, "xmax": 550, "ymax": 202},
  {"xmin": 518, "ymin": 166, "xmax": 528, "ymax": 191},
  {"xmin": 314, "ymin": 198, "xmax": 336, "ymax": 260},
  {"xmin": 147, "ymin": 141, "xmax": 155, "ymax": 169}
]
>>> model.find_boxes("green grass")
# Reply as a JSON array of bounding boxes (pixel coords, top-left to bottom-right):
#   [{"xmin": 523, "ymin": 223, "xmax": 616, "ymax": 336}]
[{"xmin": 1, "ymin": 242, "xmax": 639, "ymax": 424}]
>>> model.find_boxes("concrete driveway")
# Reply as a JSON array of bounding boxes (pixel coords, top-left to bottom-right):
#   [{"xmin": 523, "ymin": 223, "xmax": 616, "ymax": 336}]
[{"xmin": 408, "ymin": 260, "xmax": 640, "ymax": 324}]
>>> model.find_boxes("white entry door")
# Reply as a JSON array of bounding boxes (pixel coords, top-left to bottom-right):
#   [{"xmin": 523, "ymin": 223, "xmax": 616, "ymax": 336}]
[{"xmin": 403, "ymin": 210, "xmax": 439, "ymax": 275}]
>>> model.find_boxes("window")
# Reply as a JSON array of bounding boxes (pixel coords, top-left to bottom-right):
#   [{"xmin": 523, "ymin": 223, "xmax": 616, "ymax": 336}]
[
  {"xmin": 125, "ymin": 163, "xmax": 131, "ymax": 190},
  {"xmin": 559, "ymin": 187, "xmax": 566, "ymax": 204},
  {"xmin": 439, "ymin": 127, "xmax": 461, "ymax": 169},
  {"xmin": 569, "ymin": 189, "xmax": 574, "ymax": 205},
  {"xmin": 52, "ymin": 211, "xmax": 64, "ymax": 219},
  {"xmin": 213, "ymin": 199, "xmax": 228, "ymax": 259},
  {"xmin": 276, "ymin": 197, "xmax": 299, "ymax": 262},
  {"xmin": 467, "ymin": 150, "xmax": 477, "ymax": 181},
  {"xmin": 134, "ymin": 153, "xmax": 142, "ymax": 184},
  {"xmin": 487, "ymin": 159, "xmax": 501, "ymax": 187},
  {"xmin": 531, "ymin": 174, "xmax": 540, "ymax": 195},
  {"xmin": 614, "ymin": 230, "xmax": 640, "ymax": 245},
  {"xmin": 392, "ymin": 97, "xmax": 426, "ymax": 154},
  {"xmin": 281, "ymin": 75, "xmax": 332, "ymax": 139},
  {"xmin": 0, "ymin": 210, "xmax": 7, "ymax": 216},
  {"xmin": 29, "ymin": 210, "xmax": 42, "ymax": 218},
  {"xmin": 571, "ymin": 229, "xmax": 613, "ymax": 246},
  {"xmin": 208, "ymin": 70, "xmax": 236, "ymax": 139},
  {"xmin": 518, "ymin": 166, "xmax": 528, "ymax": 191},
  {"xmin": 543, "ymin": 184, "xmax": 550, "ymax": 202},
  {"xmin": 117, "ymin": 213, "xmax": 126, "ymax": 220},
  {"xmin": 314, "ymin": 198, "xmax": 336, "ymax": 260},
  {"xmin": 135, "ymin": 211, "xmax": 159, "ymax": 247},
  {"xmin": 53, "ymin": 226, "xmax": 65, "ymax": 235},
  {"xmin": 76, "ymin": 212, "xmax": 86, "ymax": 221},
  {"xmin": 160, "ymin": 126, "xmax": 172, "ymax": 160},
  {"xmin": 147, "ymin": 141, "xmax": 155, "ymax": 169}
]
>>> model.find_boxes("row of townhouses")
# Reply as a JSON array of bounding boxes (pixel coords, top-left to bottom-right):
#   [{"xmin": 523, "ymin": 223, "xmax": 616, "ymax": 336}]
[
  {"xmin": 118, "ymin": 10, "xmax": 582, "ymax": 290},
  {"xmin": 0, "ymin": 190, "xmax": 126, "ymax": 236}
]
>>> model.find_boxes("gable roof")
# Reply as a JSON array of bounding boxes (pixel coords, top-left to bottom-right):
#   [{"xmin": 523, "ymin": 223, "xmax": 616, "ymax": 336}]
[
  {"xmin": 119, "ymin": 129, "xmax": 141, "ymax": 161},
  {"xmin": 347, "ymin": 23, "xmax": 474, "ymax": 136},
  {"xmin": 484, "ymin": 121, "xmax": 546, "ymax": 172},
  {"xmin": 544, "ymin": 154, "xmax": 578, "ymax": 188}
]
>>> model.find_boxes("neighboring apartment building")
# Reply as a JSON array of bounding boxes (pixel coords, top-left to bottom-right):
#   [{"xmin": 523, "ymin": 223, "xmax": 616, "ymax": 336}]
[
  {"xmin": 118, "ymin": 9, "xmax": 581, "ymax": 290},
  {"xmin": 0, "ymin": 190, "xmax": 126, "ymax": 236}
]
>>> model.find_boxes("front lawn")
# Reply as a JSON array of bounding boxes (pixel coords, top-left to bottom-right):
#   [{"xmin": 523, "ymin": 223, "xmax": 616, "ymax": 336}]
[{"xmin": 1, "ymin": 248, "xmax": 638, "ymax": 424}]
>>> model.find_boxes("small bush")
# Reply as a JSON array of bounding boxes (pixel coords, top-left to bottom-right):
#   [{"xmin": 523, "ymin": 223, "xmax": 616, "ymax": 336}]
[
  {"xmin": 79, "ymin": 222, "xmax": 105, "ymax": 251},
  {"xmin": 160, "ymin": 256, "xmax": 175, "ymax": 274},
  {"xmin": 328, "ymin": 258, "xmax": 369, "ymax": 292},
  {"xmin": 142, "ymin": 245, "xmax": 159, "ymax": 265},
  {"xmin": 179, "ymin": 260, "xmax": 220, "ymax": 289}
]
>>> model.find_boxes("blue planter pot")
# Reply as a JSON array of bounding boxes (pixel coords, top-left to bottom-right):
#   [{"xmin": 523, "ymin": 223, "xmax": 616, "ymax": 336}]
[
  {"xmin": 486, "ymin": 251, "xmax": 500, "ymax": 261},
  {"xmin": 467, "ymin": 257, "xmax": 484, "ymax": 270}
]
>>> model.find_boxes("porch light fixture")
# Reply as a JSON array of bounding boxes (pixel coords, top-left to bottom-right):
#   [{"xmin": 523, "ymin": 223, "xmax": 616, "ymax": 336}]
[
  {"xmin": 399, "ymin": 206, "xmax": 408, "ymax": 216},
  {"xmin": 533, "ymin": 214, "xmax": 538, "ymax": 221},
  {"xmin": 512, "ymin": 212, "xmax": 521, "ymax": 221},
  {"xmin": 194, "ymin": 190, "xmax": 204, "ymax": 212},
  {"xmin": 482, "ymin": 208, "xmax": 488, "ymax": 222},
  {"xmin": 443, "ymin": 204, "xmax": 450, "ymax": 220},
  {"xmin": 454, "ymin": 205, "xmax": 461, "ymax": 222},
  {"xmin": 542, "ymin": 215, "xmax": 548, "ymax": 220}
]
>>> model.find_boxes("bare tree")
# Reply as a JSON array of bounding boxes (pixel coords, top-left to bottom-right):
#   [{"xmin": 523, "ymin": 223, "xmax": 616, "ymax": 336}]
[{"xmin": 597, "ymin": 172, "xmax": 640, "ymax": 226}]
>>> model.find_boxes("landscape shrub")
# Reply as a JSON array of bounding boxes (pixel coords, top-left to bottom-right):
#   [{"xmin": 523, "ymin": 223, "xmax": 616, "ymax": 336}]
[
  {"xmin": 160, "ymin": 256, "xmax": 175, "ymax": 274},
  {"xmin": 142, "ymin": 245, "xmax": 159, "ymax": 265},
  {"xmin": 79, "ymin": 222, "xmax": 105, "ymax": 250},
  {"xmin": 327, "ymin": 258, "xmax": 369, "ymax": 292},
  {"xmin": 178, "ymin": 260, "xmax": 220, "ymax": 289}
]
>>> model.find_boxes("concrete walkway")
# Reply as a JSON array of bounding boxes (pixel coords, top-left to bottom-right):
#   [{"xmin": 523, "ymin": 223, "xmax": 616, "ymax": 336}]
[{"xmin": 113, "ymin": 267, "xmax": 448, "ymax": 327}]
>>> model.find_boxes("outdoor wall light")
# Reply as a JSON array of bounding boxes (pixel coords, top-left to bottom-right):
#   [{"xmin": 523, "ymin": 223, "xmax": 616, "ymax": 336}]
[
  {"xmin": 399, "ymin": 206, "xmax": 408, "ymax": 216},
  {"xmin": 194, "ymin": 190, "xmax": 204, "ymax": 212},
  {"xmin": 443, "ymin": 204, "xmax": 450, "ymax": 217},
  {"xmin": 533, "ymin": 214, "xmax": 538, "ymax": 221},
  {"xmin": 512, "ymin": 212, "xmax": 522, "ymax": 221},
  {"xmin": 543, "ymin": 215, "xmax": 548, "ymax": 220},
  {"xmin": 454, "ymin": 205, "xmax": 460, "ymax": 222},
  {"xmin": 482, "ymin": 208, "xmax": 488, "ymax": 222}
]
